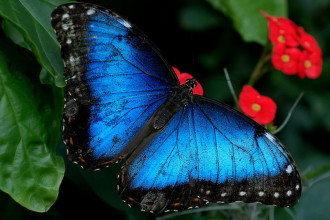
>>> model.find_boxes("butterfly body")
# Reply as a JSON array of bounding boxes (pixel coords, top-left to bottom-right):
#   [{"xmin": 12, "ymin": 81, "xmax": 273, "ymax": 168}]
[
  {"xmin": 153, "ymin": 79, "xmax": 196, "ymax": 130},
  {"xmin": 51, "ymin": 3, "xmax": 301, "ymax": 213}
]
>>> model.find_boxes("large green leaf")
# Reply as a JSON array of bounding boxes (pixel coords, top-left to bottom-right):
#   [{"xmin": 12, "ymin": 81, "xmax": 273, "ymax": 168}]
[
  {"xmin": 0, "ymin": 49, "xmax": 65, "ymax": 212},
  {"xmin": 0, "ymin": 0, "xmax": 72, "ymax": 87},
  {"xmin": 296, "ymin": 177, "xmax": 330, "ymax": 220},
  {"xmin": 206, "ymin": 0, "xmax": 287, "ymax": 45}
]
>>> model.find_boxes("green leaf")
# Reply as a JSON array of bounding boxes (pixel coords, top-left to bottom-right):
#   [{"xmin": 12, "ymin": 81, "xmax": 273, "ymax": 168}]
[
  {"xmin": 1, "ymin": 19, "xmax": 32, "ymax": 51},
  {"xmin": 0, "ymin": 50, "xmax": 65, "ymax": 212},
  {"xmin": 296, "ymin": 177, "xmax": 330, "ymax": 220},
  {"xmin": 206, "ymin": 0, "xmax": 287, "ymax": 45},
  {"xmin": 0, "ymin": 0, "xmax": 71, "ymax": 87}
]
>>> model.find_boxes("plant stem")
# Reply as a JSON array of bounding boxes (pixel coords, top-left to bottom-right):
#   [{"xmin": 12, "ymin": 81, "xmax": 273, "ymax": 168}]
[{"xmin": 248, "ymin": 44, "xmax": 272, "ymax": 86}]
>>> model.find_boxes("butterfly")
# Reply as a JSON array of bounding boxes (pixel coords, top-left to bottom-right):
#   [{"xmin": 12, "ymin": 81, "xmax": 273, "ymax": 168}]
[{"xmin": 51, "ymin": 3, "xmax": 301, "ymax": 213}]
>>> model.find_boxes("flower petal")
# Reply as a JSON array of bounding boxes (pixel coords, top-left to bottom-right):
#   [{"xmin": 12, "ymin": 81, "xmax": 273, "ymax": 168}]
[
  {"xmin": 298, "ymin": 27, "xmax": 322, "ymax": 55},
  {"xmin": 239, "ymin": 85, "xmax": 260, "ymax": 117},
  {"xmin": 239, "ymin": 85, "xmax": 277, "ymax": 125},
  {"xmin": 262, "ymin": 11, "xmax": 299, "ymax": 47},
  {"xmin": 271, "ymin": 45, "xmax": 301, "ymax": 74},
  {"xmin": 298, "ymin": 51, "xmax": 323, "ymax": 79}
]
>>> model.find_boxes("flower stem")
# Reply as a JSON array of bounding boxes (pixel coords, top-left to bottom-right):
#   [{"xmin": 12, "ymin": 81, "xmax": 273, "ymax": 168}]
[
  {"xmin": 248, "ymin": 44, "xmax": 272, "ymax": 86},
  {"xmin": 224, "ymin": 68, "xmax": 239, "ymax": 107}
]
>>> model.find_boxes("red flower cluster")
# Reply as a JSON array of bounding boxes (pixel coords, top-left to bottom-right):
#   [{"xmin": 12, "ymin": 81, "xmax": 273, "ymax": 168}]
[
  {"xmin": 172, "ymin": 67, "xmax": 204, "ymax": 95},
  {"xmin": 263, "ymin": 12, "xmax": 322, "ymax": 79},
  {"xmin": 238, "ymin": 85, "xmax": 277, "ymax": 125}
]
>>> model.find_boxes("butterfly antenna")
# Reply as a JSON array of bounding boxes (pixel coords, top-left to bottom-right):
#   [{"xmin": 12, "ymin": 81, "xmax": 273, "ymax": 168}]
[
  {"xmin": 224, "ymin": 68, "xmax": 239, "ymax": 107},
  {"xmin": 272, "ymin": 92, "xmax": 304, "ymax": 135}
]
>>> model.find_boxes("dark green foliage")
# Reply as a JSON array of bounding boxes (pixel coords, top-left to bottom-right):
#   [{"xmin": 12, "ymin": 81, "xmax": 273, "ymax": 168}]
[{"xmin": 0, "ymin": 29, "xmax": 64, "ymax": 212}]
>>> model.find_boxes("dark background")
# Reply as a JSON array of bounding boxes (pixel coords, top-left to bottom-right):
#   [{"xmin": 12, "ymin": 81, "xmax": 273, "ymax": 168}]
[{"xmin": 1, "ymin": 0, "xmax": 330, "ymax": 219}]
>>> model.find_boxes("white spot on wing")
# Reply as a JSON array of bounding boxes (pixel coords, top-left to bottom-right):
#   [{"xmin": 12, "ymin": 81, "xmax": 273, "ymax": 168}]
[
  {"xmin": 296, "ymin": 184, "xmax": 300, "ymax": 190},
  {"xmin": 274, "ymin": 192, "xmax": 279, "ymax": 198},
  {"xmin": 69, "ymin": 56, "xmax": 75, "ymax": 64},
  {"xmin": 62, "ymin": 24, "xmax": 69, "ymax": 30},
  {"xmin": 258, "ymin": 191, "xmax": 265, "ymax": 197},
  {"xmin": 286, "ymin": 165, "xmax": 293, "ymax": 174},
  {"xmin": 66, "ymin": 38, "xmax": 72, "ymax": 44},
  {"xmin": 86, "ymin": 9, "xmax": 95, "ymax": 15},
  {"xmin": 62, "ymin": 13, "xmax": 69, "ymax": 20},
  {"xmin": 221, "ymin": 192, "xmax": 226, "ymax": 197},
  {"xmin": 239, "ymin": 191, "xmax": 246, "ymax": 196},
  {"xmin": 287, "ymin": 190, "xmax": 292, "ymax": 196}
]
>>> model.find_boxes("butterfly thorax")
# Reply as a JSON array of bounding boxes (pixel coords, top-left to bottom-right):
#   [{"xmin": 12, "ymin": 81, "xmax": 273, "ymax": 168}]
[{"xmin": 152, "ymin": 79, "xmax": 196, "ymax": 130}]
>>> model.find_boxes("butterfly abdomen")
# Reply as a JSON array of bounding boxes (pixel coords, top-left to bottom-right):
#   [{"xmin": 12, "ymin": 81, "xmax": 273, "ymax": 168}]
[{"xmin": 153, "ymin": 82, "xmax": 193, "ymax": 130}]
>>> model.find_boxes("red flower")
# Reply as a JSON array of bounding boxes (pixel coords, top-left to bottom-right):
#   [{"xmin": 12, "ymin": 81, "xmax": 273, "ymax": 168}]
[
  {"xmin": 298, "ymin": 51, "xmax": 322, "ymax": 79},
  {"xmin": 298, "ymin": 27, "xmax": 322, "ymax": 55},
  {"xmin": 172, "ymin": 67, "xmax": 204, "ymax": 95},
  {"xmin": 263, "ymin": 11, "xmax": 299, "ymax": 47},
  {"xmin": 238, "ymin": 85, "xmax": 277, "ymax": 125},
  {"xmin": 271, "ymin": 44, "xmax": 301, "ymax": 74},
  {"xmin": 263, "ymin": 12, "xmax": 323, "ymax": 79}
]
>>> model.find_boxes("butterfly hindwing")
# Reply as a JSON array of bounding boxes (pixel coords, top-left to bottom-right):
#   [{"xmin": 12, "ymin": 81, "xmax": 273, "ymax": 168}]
[
  {"xmin": 51, "ymin": 3, "xmax": 178, "ymax": 170},
  {"xmin": 118, "ymin": 96, "xmax": 301, "ymax": 213}
]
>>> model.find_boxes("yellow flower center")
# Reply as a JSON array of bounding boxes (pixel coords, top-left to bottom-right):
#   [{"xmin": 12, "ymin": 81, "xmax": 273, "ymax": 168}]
[
  {"xmin": 304, "ymin": 60, "xmax": 312, "ymax": 68},
  {"xmin": 252, "ymin": 103, "xmax": 261, "ymax": 112},
  {"xmin": 277, "ymin": 35, "xmax": 286, "ymax": 43},
  {"xmin": 281, "ymin": 54, "xmax": 290, "ymax": 63}
]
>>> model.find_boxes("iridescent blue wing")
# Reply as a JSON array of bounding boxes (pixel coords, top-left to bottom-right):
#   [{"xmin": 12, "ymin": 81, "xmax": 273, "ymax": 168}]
[
  {"xmin": 51, "ymin": 3, "xmax": 178, "ymax": 170},
  {"xmin": 119, "ymin": 96, "xmax": 301, "ymax": 213}
]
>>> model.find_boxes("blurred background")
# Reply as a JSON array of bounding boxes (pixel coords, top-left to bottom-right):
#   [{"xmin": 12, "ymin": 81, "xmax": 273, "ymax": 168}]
[{"xmin": 0, "ymin": 0, "xmax": 329, "ymax": 219}]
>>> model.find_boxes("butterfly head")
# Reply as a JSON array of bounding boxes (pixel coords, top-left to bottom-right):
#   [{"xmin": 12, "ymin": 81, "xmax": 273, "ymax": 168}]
[
  {"xmin": 185, "ymin": 78, "xmax": 197, "ymax": 89},
  {"xmin": 173, "ymin": 67, "xmax": 204, "ymax": 95},
  {"xmin": 178, "ymin": 79, "xmax": 198, "ymax": 99}
]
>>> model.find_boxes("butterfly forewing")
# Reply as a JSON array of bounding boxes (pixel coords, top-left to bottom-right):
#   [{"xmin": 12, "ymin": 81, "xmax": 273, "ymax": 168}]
[{"xmin": 51, "ymin": 3, "xmax": 178, "ymax": 170}]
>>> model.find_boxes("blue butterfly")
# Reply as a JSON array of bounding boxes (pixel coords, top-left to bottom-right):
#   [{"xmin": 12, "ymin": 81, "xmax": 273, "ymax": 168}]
[{"xmin": 51, "ymin": 3, "xmax": 301, "ymax": 213}]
